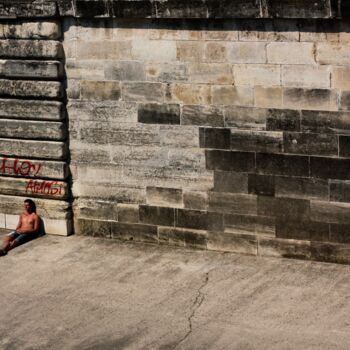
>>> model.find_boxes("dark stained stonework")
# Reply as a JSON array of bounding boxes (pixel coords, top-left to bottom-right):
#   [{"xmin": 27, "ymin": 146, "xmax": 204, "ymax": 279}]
[{"xmin": 1, "ymin": 0, "xmax": 348, "ymax": 19}]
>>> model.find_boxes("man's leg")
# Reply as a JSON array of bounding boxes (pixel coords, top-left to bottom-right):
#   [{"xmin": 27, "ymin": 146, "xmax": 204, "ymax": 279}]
[{"xmin": 0, "ymin": 232, "xmax": 17, "ymax": 255}]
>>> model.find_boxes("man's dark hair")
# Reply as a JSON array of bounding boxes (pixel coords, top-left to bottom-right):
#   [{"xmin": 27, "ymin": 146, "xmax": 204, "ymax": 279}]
[{"xmin": 24, "ymin": 199, "xmax": 36, "ymax": 213}]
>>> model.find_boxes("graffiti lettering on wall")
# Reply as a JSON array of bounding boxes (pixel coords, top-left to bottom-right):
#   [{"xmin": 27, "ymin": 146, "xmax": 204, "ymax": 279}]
[
  {"xmin": 0, "ymin": 157, "xmax": 42, "ymax": 177},
  {"xmin": 25, "ymin": 180, "xmax": 63, "ymax": 196}
]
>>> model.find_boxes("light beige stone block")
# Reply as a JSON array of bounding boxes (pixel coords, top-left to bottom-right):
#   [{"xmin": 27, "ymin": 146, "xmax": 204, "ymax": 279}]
[
  {"xmin": 228, "ymin": 42, "xmax": 266, "ymax": 63},
  {"xmin": 132, "ymin": 39, "xmax": 177, "ymax": 62},
  {"xmin": 81, "ymin": 80, "xmax": 121, "ymax": 101},
  {"xmin": 254, "ymin": 87, "xmax": 283, "ymax": 108},
  {"xmin": 205, "ymin": 42, "xmax": 228, "ymax": 62},
  {"xmin": 282, "ymin": 65, "xmax": 331, "ymax": 89},
  {"xmin": 176, "ymin": 41, "xmax": 204, "ymax": 62},
  {"xmin": 5, "ymin": 214, "xmax": 18, "ymax": 230},
  {"xmin": 267, "ymin": 42, "xmax": 315, "ymax": 64},
  {"xmin": 233, "ymin": 64, "xmax": 280, "ymax": 87},
  {"xmin": 76, "ymin": 41, "xmax": 132, "ymax": 60},
  {"xmin": 43, "ymin": 218, "xmax": 72, "ymax": 236},
  {"xmin": 332, "ymin": 67, "xmax": 350, "ymax": 90},
  {"xmin": 0, "ymin": 213, "xmax": 5, "ymax": 228},
  {"xmin": 169, "ymin": 83, "xmax": 211, "ymax": 104},
  {"xmin": 317, "ymin": 43, "xmax": 350, "ymax": 65},
  {"xmin": 212, "ymin": 86, "xmax": 254, "ymax": 106},
  {"xmin": 187, "ymin": 63, "xmax": 233, "ymax": 84}
]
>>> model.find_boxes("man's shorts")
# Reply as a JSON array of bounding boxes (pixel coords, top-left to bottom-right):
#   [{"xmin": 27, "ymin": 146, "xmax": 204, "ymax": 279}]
[{"xmin": 7, "ymin": 231, "xmax": 39, "ymax": 245}]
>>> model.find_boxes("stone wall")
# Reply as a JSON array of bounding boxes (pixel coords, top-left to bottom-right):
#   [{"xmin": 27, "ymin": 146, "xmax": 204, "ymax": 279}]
[
  {"xmin": 65, "ymin": 16, "xmax": 350, "ymax": 263},
  {"xmin": 0, "ymin": 19, "xmax": 72, "ymax": 235}
]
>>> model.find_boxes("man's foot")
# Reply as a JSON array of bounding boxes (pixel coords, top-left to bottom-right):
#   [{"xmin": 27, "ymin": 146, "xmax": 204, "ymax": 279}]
[{"xmin": 0, "ymin": 249, "xmax": 7, "ymax": 256}]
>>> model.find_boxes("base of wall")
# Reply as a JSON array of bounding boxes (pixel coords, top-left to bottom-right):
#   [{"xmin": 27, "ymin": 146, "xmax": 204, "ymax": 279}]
[{"xmin": 77, "ymin": 218, "xmax": 350, "ymax": 265}]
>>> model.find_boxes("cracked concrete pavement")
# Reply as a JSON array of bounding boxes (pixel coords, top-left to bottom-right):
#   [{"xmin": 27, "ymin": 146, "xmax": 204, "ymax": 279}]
[{"xmin": 1, "ymin": 234, "xmax": 350, "ymax": 350}]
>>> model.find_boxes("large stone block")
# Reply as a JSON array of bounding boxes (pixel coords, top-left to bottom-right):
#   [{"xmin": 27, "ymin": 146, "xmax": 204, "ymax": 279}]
[
  {"xmin": 187, "ymin": 63, "xmax": 233, "ymax": 84},
  {"xmin": 208, "ymin": 231, "xmax": 258, "ymax": 255},
  {"xmin": 205, "ymin": 150, "xmax": 255, "ymax": 172},
  {"xmin": 182, "ymin": 105, "xmax": 224, "ymax": 127},
  {"xmin": 283, "ymin": 132, "xmax": 338, "ymax": 156},
  {"xmin": 168, "ymin": 83, "xmax": 211, "ymax": 104},
  {"xmin": 159, "ymin": 226, "xmax": 207, "ymax": 249},
  {"xmin": 329, "ymin": 224, "xmax": 350, "ymax": 244},
  {"xmin": 248, "ymin": 174, "xmax": 275, "ymax": 196},
  {"xmin": 183, "ymin": 191, "xmax": 208, "ymax": 210},
  {"xmin": 231, "ymin": 130, "xmax": 283, "ymax": 153},
  {"xmin": 0, "ymin": 99, "xmax": 63, "ymax": 120},
  {"xmin": 145, "ymin": 62, "xmax": 188, "ymax": 82},
  {"xmin": 0, "ymin": 40, "xmax": 62, "ymax": 58},
  {"xmin": 199, "ymin": 127, "xmax": 231, "ymax": 149},
  {"xmin": 0, "ymin": 59, "xmax": 62, "ymax": 79},
  {"xmin": 0, "ymin": 20, "xmax": 61, "ymax": 40},
  {"xmin": 311, "ymin": 201, "xmax": 350, "ymax": 224},
  {"xmin": 76, "ymin": 198, "xmax": 118, "ymax": 221},
  {"xmin": 301, "ymin": 110, "xmax": 350, "ymax": 134},
  {"xmin": 0, "ymin": 176, "xmax": 68, "ymax": 200},
  {"xmin": 139, "ymin": 205, "xmax": 175, "ymax": 226},
  {"xmin": 214, "ymin": 171, "xmax": 248, "ymax": 194},
  {"xmin": 275, "ymin": 176, "xmax": 329, "ymax": 201},
  {"xmin": 160, "ymin": 125, "xmax": 199, "ymax": 148},
  {"xmin": 176, "ymin": 41, "xmax": 204, "ymax": 62},
  {"xmin": 224, "ymin": 106, "xmax": 267, "ymax": 130},
  {"xmin": 138, "ymin": 103, "xmax": 180, "ymax": 124},
  {"xmin": 227, "ymin": 42, "xmax": 267, "ymax": 63},
  {"xmin": 317, "ymin": 43, "xmax": 350, "ymax": 65},
  {"xmin": 0, "ymin": 119, "xmax": 66, "ymax": 141},
  {"xmin": 340, "ymin": 91, "xmax": 350, "ymax": 111},
  {"xmin": 111, "ymin": 222, "xmax": 158, "ymax": 243},
  {"xmin": 233, "ymin": 64, "xmax": 280, "ymax": 87},
  {"xmin": 254, "ymin": 86, "xmax": 283, "ymax": 108},
  {"xmin": 330, "ymin": 180, "xmax": 350, "ymax": 203},
  {"xmin": 77, "ymin": 218, "xmax": 111, "ymax": 238},
  {"xmin": 332, "ymin": 67, "xmax": 350, "ymax": 90},
  {"xmin": 282, "ymin": 65, "xmax": 331, "ymax": 89},
  {"xmin": 122, "ymin": 82, "xmax": 164, "ymax": 103},
  {"xmin": 0, "ymin": 157, "xmax": 67, "ymax": 180},
  {"xmin": 104, "ymin": 60, "xmax": 145, "ymax": 81},
  {"xmin": 212, "ymin": 86, "xmax": 254, "ymax": 106},
  {"xmin": 176, "ymin": 209, "xmax": 223, "ymax": 231},
  {"xmin": 283, "ymin": 88, "xmax": 337, "ymax": 111},
  {"xmin": 209, "ymin": 192, "xmax": 257, "ymax": 215},
  {"xmin": 339, "ymin": 136, "xmax": 350, "ymax": 157},
  {"xmin": 224, "ymin": 213, "xmax": 275, "ymax": 236},
  {"xmin": 266, "ymin": 108, "xmax": 300, "ymax": 131},
  {"xmin": 256, "ymin": 153, "xmax": 309, "ymax": 177},
  {"xmin": 0, "ymin": 138, "xmax": 67, "ymax": 160},
  {"xmin": 132, "ymin": 39, "xmax": 176, "ymax": 62},
  {"xmin": 76, "ymin": 41, "xmax": 132, "ymax": 60},
  {"xmin": 267, "ymin": 42, "xmax": 315, "ymax": 64},
  {"xmin": 80, "ymin": 80, "xmax": 121, "ymax": 101},
  {"xmin": 0, "ymin": 79, "xmax": 62, "ymax": 98},
  {"xmin": 146, "ymin": 186, "xmax": 183, "ymax": 208},
  {"xmin": 310, "ymin": 157, "xmax": 350, "ymax": 180}
]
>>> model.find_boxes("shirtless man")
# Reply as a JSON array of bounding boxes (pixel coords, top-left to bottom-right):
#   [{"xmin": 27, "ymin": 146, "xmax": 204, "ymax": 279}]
[{"xmin": 0, "ymin": 199, "xmax": 41, "ymax": 256}]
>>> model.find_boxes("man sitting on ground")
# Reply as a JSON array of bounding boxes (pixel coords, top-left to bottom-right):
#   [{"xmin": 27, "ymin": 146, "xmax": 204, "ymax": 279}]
[{"xmin": 0, "ymin": 199, "xmax": 41, "ymax": 256}]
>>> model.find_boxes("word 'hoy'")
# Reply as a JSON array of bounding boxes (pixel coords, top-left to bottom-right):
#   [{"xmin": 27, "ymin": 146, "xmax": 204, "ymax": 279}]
[{"xmin": 0, "ymin": 157, "xmax": 42, "ymax": 177}]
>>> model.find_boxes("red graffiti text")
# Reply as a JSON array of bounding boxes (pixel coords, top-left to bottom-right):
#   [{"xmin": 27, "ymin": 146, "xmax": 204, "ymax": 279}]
[
  {"xmin": 25, "ymin": 180, "xmax": 63, "ymax": 196},
  {"xmin": 0, "ymin": 157, "xmax": 42, "ymax": 177}
]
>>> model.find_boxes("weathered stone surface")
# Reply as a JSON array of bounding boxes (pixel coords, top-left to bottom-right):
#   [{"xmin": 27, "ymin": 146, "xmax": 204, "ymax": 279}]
[
  {"xmin": 0, "ymin": 20, "xmax": 61, "ymax": 39},
  {"xmin": 199, "ymin": 127, "xmax": 231, "ymax": 149},
  {"xmin": 209, "ymin": 192, "xmax": 257, "ymax": 215},
  {"xmin": 330, "ymin": 180, "xmax": 350, "ymax": 203},
  {"xmin": 254, "ymin": 86, "xmax": 283, "ymax": 109},
  {"xmin": 183, "ymin": 191, "xmax": 208, "ymax": 210},
  {"xmin": 206, "ymin": 150, "xmax": 255, "ymax": 172},
  {"xmin": 208, "ymin": 231, "xmax": 258, "ymax": 255},
  {"xmin": 182, "ymin": 105, "xmax": 224, "ymax": 127},
  {"xmin": 212, "ymin": 86, "xmax": 254, "ymax": 106},
  {"xmin": 266, "ymin": 108, "xmax": 301, "ymax": 131},
  {"xmin": 0, "ymin": 176, "xmax": 68, "ymax": 200},
  {"xmin": 267, "ymin": 42, "xmax": 315, "ymax": 64},
  {"xmin": 0, "ymin": 139, "xmax": 67, "ymax": 160},
  {"xmin": 0, "ymin": 39, "xmax": 62, "ymax": 58},
  {"xmin": 0, "ymin": 119, "xmax": 66, "ymax": 140},
  {"xmin": 228, "ymin": 42, "xmax": 266, "ymax": 63},
  {"xmin": 233, "ymin": 64, "xmax": 280, "ymax": 87},
  {"xmin": 330, "ymin": 224, "xmax": 350, "ymax": 244},
  {"xmin": 0, "ymin": 60, "xmax": 62, "ymax": 79},
  {"xmin": 248, "ymin": 174, "xmax": 275, "ymax": 196},
  {"xmin": 122, "ymin": 82, "xmax": 164, "ymax": 103},
  {"xmin": 283, "ymin": 132, "xmax": 338, "ymax": 156},
  {"xmin": 0, "ymin": 156, "xmax": 68, "ymax": 180},
  {"xmin": 214, "ymin": 171, "xmax": 248, "ymax": 194},
  {"xmin": 77, "ymin": 218, "xmax": 111, "ymax": 238},
  {"xmin": 76, "ymin": 198, "xmax": 118, "ymax": 221},
  {"xmin": 0, "ymin": 79, "xmax": 62, "ymax": 98},
  {"xmin": 158, "ymin": 226, "xmax": 207, "ymax": 249},
  {"xmin": 340, "ymin": 91, "xmax": 350, "ymax": 111},
  {"xmin": 317, "ymin": 43, "xmax": 350, "ymax": 65},
  {"xmin": 231, "ymin": 130, "xmax": 283, "ymax": 153},
  {"xmin": 146, "ymin": 186, "xmax": 183, "ymax": 208},
  {"xmin": 117, "ymin": 203, "xmax": 139, "ymax": 223},
  {"xmin": 176, "ymin": 209, "xmax": 223, "ymax": 231},
  {"xmin": 76, "ymin": 41, "xmax": 131, "ymax": 60},
  {"xmin": 301, "ymin": 110, "xmax": 350, "ymax": 134},
  {"xmin": 224, "ymin": 213, "xmax": 275, "ymax": 236},
  {"xmin": 138, "ymin": 103, "xmax": 180, "ymax": 124},
  {"xmin": 224, "ymin": 106, "xmax": 267, "ymax": 130},
  {"xmin": 310, "ymin": 157, "xmax": 350, "ymax": 180},
  {"xmin": 256, "ymin": 153, "xmax": 309, "ymax": 177},
  {"xmin": 311, "ymin": 201, "xmax": 350, "ymax": 225},
  {"xmin": 0, "ymin": 1, "xmax": 57, "ymax": 18},
  {"xmin": 105, "ymin": 60, "xmax": 145, "ymax": 81},
  {"xmin": 0, "ymin": 99, "xmax": 63, "ymax": 120},
  {"xmin": 80, "ymin": 80, "xmax": 121, "ymax": 101},
  {"xmin": 275, "ymin": 176, "xmax": 329, "ymax": 201},
  {"xmin": 139, "ymin": 205, "xmax": 175, "ymax": 226},
  {"xmin": 111, "ymin": 222, "xmax": 158, "ymax": 243}
]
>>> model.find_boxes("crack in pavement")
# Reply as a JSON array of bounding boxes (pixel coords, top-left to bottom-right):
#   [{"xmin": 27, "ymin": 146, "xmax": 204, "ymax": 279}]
[{"xmin": 172, "ymin": 270, "xmax": 211, "ymax": 350}]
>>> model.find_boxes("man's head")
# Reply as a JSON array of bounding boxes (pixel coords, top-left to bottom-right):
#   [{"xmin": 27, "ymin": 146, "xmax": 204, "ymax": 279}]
[{"xmin": 24, "ymin": 199, "xmax": 36, "ymax": 213}]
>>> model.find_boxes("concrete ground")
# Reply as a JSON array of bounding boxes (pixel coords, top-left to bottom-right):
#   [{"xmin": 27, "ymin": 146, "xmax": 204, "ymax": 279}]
[{"xmin": 1, "ymin": 235, "xmax": 350, "ymax": 350}]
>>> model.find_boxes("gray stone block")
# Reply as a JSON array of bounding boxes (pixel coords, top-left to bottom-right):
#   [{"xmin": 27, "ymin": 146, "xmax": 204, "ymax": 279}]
[
  {"xmin": 224, "ymin": 214, "xmax": 275, "ymax": 236},
  {"xmin": 0, "ymin": 60, "xmax": 63, "ymax": 79},
  {"xmin": 0, "ymin": 138, "xmax": 67, "ymax": 160},
  {"xmin": 213, "ymin": 171, "xmax": 248, "ymax": 194},
  {"xmin": 117, "ymin": 203, "xmax": 139, "ymax": 223},
  {"xmin": 0, "ymin": 40, "xmax": 62, "ymax": 58},
  {"xmin": 105, "ymin": 60, "xmax": 145, "ymax": 81},
  {"xmin": 224, "ymin": 106, "xmax": 267, "ymax": 130},
  {"xmin": 0, "ymin": 119, "xmax": 66, "ymax": 140},
  {"xmin": 111, "ymin": 222, "xmax": 158, "ymax": 243},
  {"xmin": 209, "ymin": 192, "xmax": 257, "ymax": 215},
  {"xmin": 146, "ymin": 186, "xmax": 183, "ymax": 208},
  {"xmin": 159, "ymin": 226, "xmax": 207, "ymax": 249},
  {"xmin": 182, "ymin": 105, "xmax": 224, "ymax": 127},
  {"xmin": 311, "ymin": 201, "xmax": 350, "ymax": 225},
  {"xmin": 78, "ymin": 218, "xmax": 111, "ymax": 238},
  {"xmin": 0, "ymin": 79, "xmax": 62, "ymax": 98},
  {"xmin": 0, "ymin": 99, "xmax": 63, "ymax": 120},
  {"xmin": 330, "ymin": 180, "xmax": 350, "ymax": 203}
]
